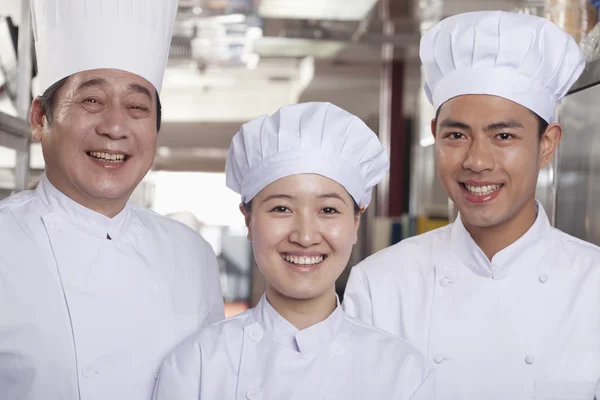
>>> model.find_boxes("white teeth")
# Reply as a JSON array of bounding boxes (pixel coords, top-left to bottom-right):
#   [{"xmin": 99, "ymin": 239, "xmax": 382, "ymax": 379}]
[
  {"xmin": 283, "ymin": 254, "xmax": 324, "ymax": 266},
  {"xmin": 88, "ymin": 151, "xmax": 126, "ymax": 162},
  {"xmin": 465, "ymin": 184, "xmax": 502, "ymax": 196}
]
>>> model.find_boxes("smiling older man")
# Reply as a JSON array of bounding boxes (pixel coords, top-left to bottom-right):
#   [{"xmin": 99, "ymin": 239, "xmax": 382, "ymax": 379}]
[{"xmin": 0, "ymin": 1, "xmax": 224, "ymax": 399}]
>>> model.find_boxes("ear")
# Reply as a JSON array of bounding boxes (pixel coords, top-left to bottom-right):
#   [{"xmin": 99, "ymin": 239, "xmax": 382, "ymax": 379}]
[
  {"xmin": 352, "ymin": 207, "xmax": 364, "ymax": 245},
  {"xmin": 539, "ymin": 123, "xmax": 562, "ymax": 170},
  {"xmin": 239, "ymin": 203, "xmax": 252, "ymax": 241},
  {"xmin": 430, "ymin": 118, "xmax": 437, "ymax": 140},
  {"xmin": 30, "ymin": 98, "xmax": 45, "ymax": 143}
]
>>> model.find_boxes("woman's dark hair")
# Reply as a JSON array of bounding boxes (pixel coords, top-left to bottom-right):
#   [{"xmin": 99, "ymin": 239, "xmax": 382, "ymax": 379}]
[
  {"xmin": 38, "ymin": 75, "xmax": 163, "ymax": 132},
  {"xmin": 243, "ymin": 198, "xmax": 362, "ymax": 214},
  {"xmin": 434, "ymin": 105, "xmax": 548, "ymax": 138}
]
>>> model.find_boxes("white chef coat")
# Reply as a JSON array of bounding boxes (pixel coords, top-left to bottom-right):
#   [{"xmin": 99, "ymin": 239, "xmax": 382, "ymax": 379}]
[
  {"xmin": 0, "ymin": 175, "xmax": 225, "ymax": 400},
  {"xmin": 152, "ymin": 293, "xmax": 436, "ymax": 400},
  {"xmin": 343, "ymin": 202, "xmax": 600, "ymax": 400}
]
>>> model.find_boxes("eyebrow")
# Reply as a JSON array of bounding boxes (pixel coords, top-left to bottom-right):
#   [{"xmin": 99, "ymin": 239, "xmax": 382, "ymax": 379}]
[
  {"xmin": 261, "ymin": 193, "xmax": 348, "ymax": 206},
  {"xmin": 439, "ymin": 118, "xmax": 524, "ymax": 132},
  {"xmin": 483, "ymin": 120, "xmax": 524, "ymax": 131},
  {"xmin": 318, "ymin": 193, "xmax": 348, "ymax": 206},
  {"xmin": 76, "ymin": 79, "xmax": 153, "ymax": 102}
]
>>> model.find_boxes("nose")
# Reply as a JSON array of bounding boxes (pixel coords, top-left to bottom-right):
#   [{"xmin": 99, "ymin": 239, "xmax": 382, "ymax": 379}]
[
  {"xmin": 96, "ymin": 105, "xmax": 131, "ymax": 140},
  {"xmin": 289, "ymin": 213, "xmax": 322, "ymax": 247},
  {"xmin": 463, "ymin": 136, "xmax": 495, "ymax": 173}
]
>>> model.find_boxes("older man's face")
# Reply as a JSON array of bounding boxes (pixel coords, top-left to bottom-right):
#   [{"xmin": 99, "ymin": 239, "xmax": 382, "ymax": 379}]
[{"xmin": 31, "ymin": 69, "xmax": 158, "ymax": 216}]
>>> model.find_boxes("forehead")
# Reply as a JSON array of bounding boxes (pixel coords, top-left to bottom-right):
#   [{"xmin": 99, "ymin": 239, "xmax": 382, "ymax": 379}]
[
  {"xmin": 438, "ymin": 94, "xmax": 536, "ymax": 125},
  {"xmin": 64, "ymin": 68, "xmax": 155, "ymax": 95},
  {"xmin": 259, "ymin": 174, "xmax": 349, "ymax": 197}
]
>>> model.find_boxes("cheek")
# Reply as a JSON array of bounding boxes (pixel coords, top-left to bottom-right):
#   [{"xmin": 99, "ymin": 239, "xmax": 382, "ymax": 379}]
[
  {"xmin": 250, "ymin": 216, "xmax": 289, "ymax": 254},
  {"xmin": 323, "ymin": 219, "xmax": 358, "ymax": 254}
]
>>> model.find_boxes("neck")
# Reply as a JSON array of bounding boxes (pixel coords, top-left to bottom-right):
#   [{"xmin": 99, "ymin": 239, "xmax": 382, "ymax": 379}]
[
  {"xmin": 46, "ymin": 172, "xmax": 126, "ymax": 218},
  {"xmin": 463, "ymin": 198, "xmax": 537, "ymax": 260},
  {"xmin": 265, "ymin": 286, "xmax": 337, "ymax": 331}
]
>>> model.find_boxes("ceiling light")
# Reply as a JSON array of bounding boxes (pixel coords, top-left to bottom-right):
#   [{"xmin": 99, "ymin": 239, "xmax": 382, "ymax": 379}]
[{"xmin": 258, "ymin": 0, "xmax": 378, "ymax": 21}]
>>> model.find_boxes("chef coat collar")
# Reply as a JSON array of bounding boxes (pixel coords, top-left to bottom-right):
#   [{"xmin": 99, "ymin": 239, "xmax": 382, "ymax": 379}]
[
  {"xmin": 36, "ymin": 174, "xmax": 131, "ymax": 240},
  {"xmin": 450, "ymin": 201, "xmax": 551, "ymax": 278},
  {"xmin": 253, "ymin": 293, "xmax": 344, "ymax": 354}
]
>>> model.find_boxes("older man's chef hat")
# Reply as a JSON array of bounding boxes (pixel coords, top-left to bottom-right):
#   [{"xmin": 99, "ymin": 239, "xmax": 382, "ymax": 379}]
[
  {"xmin": 225, "ymin": 102, "xmax": 390, "ymax": 208},
  {"xmin": 420, "ymin": 11, "xmax": 585, "ymax": 123},
  {"xmin": 30, "ymin": 0, "xmax": 178, "ymax": 93}
]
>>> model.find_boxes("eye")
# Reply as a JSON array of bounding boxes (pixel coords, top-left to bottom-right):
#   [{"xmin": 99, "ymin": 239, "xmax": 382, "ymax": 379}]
[
  {"xmin": 496, "ymin": 133, "xmax": 513, "ymax": 140},
  {"xmin": 84, "ymin": 98, "xmax": 99, "ymax": 104},
  {"xmin": 321, "ymin": 207, "xmax": 339, "ymax": 215},
  {"xmin": 270, "ymin": 206, "xmax": 290, "ymax": 213},
  {"xmin": 129, "ymin": 104, "xmax": 149, "ymax": 111},
  {"xmin": 445, "ymin": 132, "xmax": 465, "ymax": 140}
]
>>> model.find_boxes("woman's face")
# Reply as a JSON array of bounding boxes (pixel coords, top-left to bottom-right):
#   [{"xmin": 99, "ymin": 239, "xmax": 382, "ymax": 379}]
[{"xmin": 243, "ymin": 174, "xmax": 360, "ymax": 303}]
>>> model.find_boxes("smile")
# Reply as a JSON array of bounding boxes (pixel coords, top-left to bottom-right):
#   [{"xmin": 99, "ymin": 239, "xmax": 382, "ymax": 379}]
[
  {"xmin": 461, "ymin": 183, "xmax": 503, "ymax": 196},
  {"xmin": 87, "ymin": 151, "xmax": 129, "ymax": 163},
  {"xmin": 281, "ymin": 253, "xmax": 326, "ymax": 266}
]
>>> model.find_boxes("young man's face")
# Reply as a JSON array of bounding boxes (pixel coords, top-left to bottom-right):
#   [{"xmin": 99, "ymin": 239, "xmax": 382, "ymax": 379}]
[{"xmin": 433, "ymin": 94, "xmax": 560, "ymax": 231}]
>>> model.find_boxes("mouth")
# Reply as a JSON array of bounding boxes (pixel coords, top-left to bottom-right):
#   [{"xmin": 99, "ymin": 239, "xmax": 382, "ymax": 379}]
[
  {"xmin": 459, "ymin": 182, "xmax": 503, "ymax": 204},
  {"xmin": 86, "ymin": 151, "xmax": 130, "ymax": 164},
  {"xmin": 281, "ymin": 253, "xmax": 327, "ymax": 268}
]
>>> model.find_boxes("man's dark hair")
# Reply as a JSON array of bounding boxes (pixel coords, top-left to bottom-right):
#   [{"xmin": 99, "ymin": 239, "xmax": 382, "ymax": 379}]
[
  {"xmin": 38, "ymin": 76, "xmax": 162, "ymax": 132},
  {"xmin": 433, "ymin": 105, "xmax": 548, "ymax": 139}
]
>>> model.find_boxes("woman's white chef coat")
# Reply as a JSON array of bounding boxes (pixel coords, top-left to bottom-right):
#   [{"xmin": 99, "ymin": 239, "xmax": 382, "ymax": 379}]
[
  {"xmin": 343, "ymin": 203, "xmax": 600, "ymax": 400},
  {"xmin": 153, "ymin": 294, "xmax": 436, "ymax": 400},
  {"xmin": 0, "ymin": 175, "xmax": 225, "ymax": 400}
]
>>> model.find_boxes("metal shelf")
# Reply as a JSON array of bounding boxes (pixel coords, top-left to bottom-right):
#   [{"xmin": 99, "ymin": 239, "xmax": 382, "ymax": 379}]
[{"xmin": 0, "ymin": 111, "xmax": 29, "ymax": 152}]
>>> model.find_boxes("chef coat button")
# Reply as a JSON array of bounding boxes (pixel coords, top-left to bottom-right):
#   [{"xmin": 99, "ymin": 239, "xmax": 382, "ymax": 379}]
[
  {"xmin": 50, "ymin": 220, "xmax": 60, "ymax": 231},
  {"xmin": 330, "ymin": 342, "xmax": 346, "ymax": 357},
  {"xmin": 525, "ymin": 355, "xmax": 535, "ymax": 365},
  {"xmin": 433, "ymin": 355, "xmax": 445, "ymax": 364},
  {"xmin": 247, "ymin": 326, "xmax": 263, "ymax": 342},
  {"xmin": 145, "ymin": 281, "xmax": 158, "ymax": 293},
  {"xmin": 246, "ymin": 389, "xmax": 261, "ymax": 400},
  {"xmin": 439, "ymin": 278, "xmax": 451, "ymax": 287},
  {"xmin": 323, "ymin": 396, "xmax": 335, "ymax": 400},
  {"xmin": 82, "ymin": 365, "xmax": 97, "ymax": 378},
  {"xmin": 538, "ymin": 273, "xmax": 548, "ymax": 283}
]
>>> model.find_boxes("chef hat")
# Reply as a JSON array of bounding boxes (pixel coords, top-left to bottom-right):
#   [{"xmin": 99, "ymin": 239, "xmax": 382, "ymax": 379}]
[
  {"xmin": 30, "ymin": 0, "xmax": 179, "ymax": 94},
  {"xmin": 420, "ymin": 11, "xmax": 585, "ymax": 123},
  {"xmin": 225, "ymin": 102, "xmax": 390, "ymax": 208}
]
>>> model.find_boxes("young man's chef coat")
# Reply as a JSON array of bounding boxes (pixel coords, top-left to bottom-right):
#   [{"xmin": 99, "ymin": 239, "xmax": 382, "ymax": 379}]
[
  {"xmin": 153, "ymin": 294, "xmax": 436, "ymax": 400},
  {"xmin": 0, "ymin": 175, "xmax": 225, "ymax": 400},
  {"xmin": 343, "ymin": 203, "xmax": 600, "ymax": 400}
]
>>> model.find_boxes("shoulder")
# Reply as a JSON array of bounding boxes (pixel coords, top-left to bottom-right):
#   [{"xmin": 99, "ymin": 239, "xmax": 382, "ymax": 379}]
[
  {"xmin": 0, "ymin": 189, "xmax": 36, "ymax": 215},
  {"xmin": 549, "ymin": 226, "xmax": 600, "ymax": 267},
  {"xmin": 130, "ymin": 205, "xmax": 213, "ymax": 251},
  {"xmin": 342, "ymin": 312, "xmax": 432, "ymax": 368},
  {"xmin": 353, "ymin": 223, "xmax": 453, "ymax": 277}
]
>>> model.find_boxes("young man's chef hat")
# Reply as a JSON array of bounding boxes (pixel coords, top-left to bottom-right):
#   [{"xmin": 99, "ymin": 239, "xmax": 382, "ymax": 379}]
[
  {"xmin": 225, "ymin": 102, "xmax": 390, "ymax": 208},
  {"xmin": 30, "ymin": 0, "xmax": 179, "ymax": 94},
  {"xmin": 420, "ymin": 10, "xmax": 585, "ymax": 123}
]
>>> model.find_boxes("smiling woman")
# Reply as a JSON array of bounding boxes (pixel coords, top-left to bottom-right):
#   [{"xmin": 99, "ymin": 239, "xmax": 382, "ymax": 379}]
[{"xmin": 152, "ymin": 102, "xmax": 437, "ymax": 400}]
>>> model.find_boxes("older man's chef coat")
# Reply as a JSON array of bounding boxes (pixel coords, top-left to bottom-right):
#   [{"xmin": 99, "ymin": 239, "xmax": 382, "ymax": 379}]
[
  {"xmin": 344, "ymin": 203, "xmax": 600, "ymax": 400},
  {"xmin": 0, "ymin": 175, "xmax": 225, "ymax": 400},
  {"xmin": 153, "ymin": 294, "xmax": 436, "ymax": 400}
]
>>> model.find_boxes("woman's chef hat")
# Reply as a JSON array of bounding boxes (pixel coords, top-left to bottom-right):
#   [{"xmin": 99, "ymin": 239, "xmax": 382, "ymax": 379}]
[
  {"xmin": 225, "ymin": 102, "xmax": 390, "ymax": 208},
  {"xmin": 30, "ymin": 0, "xmax": 179, "ymax": 93},
  {"xmin": 420, "ymin": 10, "xmax": 585, "ymax": 123}
]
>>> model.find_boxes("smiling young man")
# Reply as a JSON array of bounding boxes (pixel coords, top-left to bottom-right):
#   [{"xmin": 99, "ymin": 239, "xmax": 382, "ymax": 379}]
[
  {"xmin": 0, "ymin": 1, "xmax": 224, "ymax": 399},
  {"xmin": 343, "ymin": 10, "xmax": 600, "ymax": 400}
]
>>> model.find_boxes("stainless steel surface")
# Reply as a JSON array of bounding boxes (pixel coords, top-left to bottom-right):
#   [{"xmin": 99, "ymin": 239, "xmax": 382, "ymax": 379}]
[
  {"xmin": 568, "ymin": 57, "xmax": 600, "ymax": 93},
  {"xmin": 14, "ymin": 0, "xmax": 32, "ymax": 192},
  {"xmin": 555, "ymin": 85, "xmax": 600, "ymax": 245}
]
